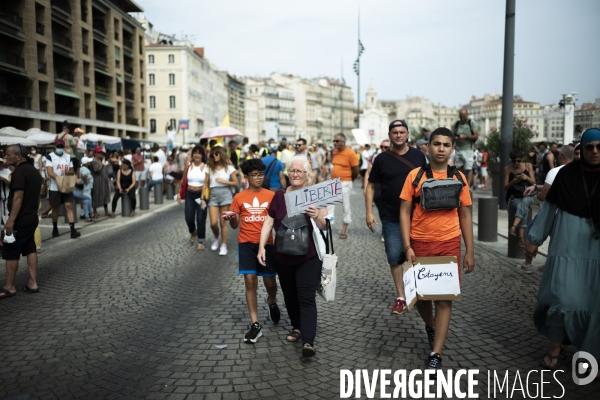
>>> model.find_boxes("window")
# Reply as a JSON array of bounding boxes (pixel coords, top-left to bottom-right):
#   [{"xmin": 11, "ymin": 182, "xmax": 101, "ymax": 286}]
[
  {"xmin": 169, "ymin": 73, "xmax": 175, "ymax": 86},
  {"xmin": 148, "ymin": 54, "xmax": 154, "ymax": 64},
  {"xmin": 170, "ymin": 118, "xmax": 177, "ymax": 129},
  {"xmin": 168, "ymin": 54, "xmax": 174, "ymax": 63},
  {"xmin": 150, "ymin": 119, "xmax": 156, "ymax": 133},
  {"xmin": 149, "ymin": 96, "xmax": 156, "ymax": 109},
  {"xmin": 169, "ymin": 95, "xmax": 176, "ymax": 109},
  {"xmin": 149, "ymin": 73, "xmax": 155, "ymax": 85}
]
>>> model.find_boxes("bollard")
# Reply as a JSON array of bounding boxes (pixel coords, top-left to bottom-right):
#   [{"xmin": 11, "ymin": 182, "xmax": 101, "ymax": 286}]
[
  {"xmin": 166, "ymin": 181, "xmax": 174, "ymax": 200},
  {"xmin": 478, "ymin": 196, "xmax": 498, "ymax": 242},
  {"xmin": 121, "ymin": 193, "xmax": 132, "ymax": 216},
  {"xmin": 60, "ymin": 203, "xmax": 78, "ymax": 224},
  {"xmin": 507, "ymin": 205, "xmax": 533, "ymax": 259},
  {"xmin": 154, "ymin": 185, "xmax": 163, "ymax": 204},
  {"xmin": 139, "ymin": 187, "xmax": 150, "ymax": 210}
]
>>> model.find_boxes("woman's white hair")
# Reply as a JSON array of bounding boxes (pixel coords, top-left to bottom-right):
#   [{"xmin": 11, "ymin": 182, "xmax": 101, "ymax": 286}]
[{"xmin": 289, "ymin": 155, "xmax": 313, "ymax": 185}]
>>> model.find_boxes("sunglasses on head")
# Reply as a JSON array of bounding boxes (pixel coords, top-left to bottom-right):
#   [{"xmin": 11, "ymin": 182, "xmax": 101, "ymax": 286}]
[{"xmin": 583, "ymin": 143, "xmax": 600, "ymax": 152}]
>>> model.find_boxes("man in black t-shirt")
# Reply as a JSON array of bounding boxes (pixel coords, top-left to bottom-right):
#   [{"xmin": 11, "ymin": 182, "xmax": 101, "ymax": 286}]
[
  {"xmin": 365, "ymin": 120, "xmax": 427, "ymax": 315},
  {"xmin": 1, "ymin": 145, "xmax": 42, "ymax": 299}
]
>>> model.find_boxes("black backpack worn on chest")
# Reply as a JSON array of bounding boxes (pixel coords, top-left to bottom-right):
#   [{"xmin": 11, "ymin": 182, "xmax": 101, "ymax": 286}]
[{"xmin": 412, "ymin": 164, "xmax": 465, "ymax": 211}]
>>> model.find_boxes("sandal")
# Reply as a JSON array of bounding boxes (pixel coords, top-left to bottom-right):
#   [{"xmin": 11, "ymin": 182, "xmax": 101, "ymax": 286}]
[
  {"xmin": 286, "ymin": 329, "xmax": 301, "ymax": 343},
  {"xmin": 84, "ymin": 218, "xmax": 93, "ymax": 223},
  {"xmin": 540, "ymin": 349, "xmax": 564, "ymax": 370},
  {"xmin": 0, "ymin": 288, "xmax": 17, "ymax": 299},
  {"xmin": 339, "ymin": 234, "xmax": 347, "ymax": 239},
  {"xmin": 302, "ymin": 343, "xmax": 316, "ymax": 358}
]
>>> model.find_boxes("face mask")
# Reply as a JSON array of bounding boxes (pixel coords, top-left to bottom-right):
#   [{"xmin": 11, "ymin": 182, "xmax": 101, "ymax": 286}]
[
  {"xmin": 31, "ymin": 150, "xmax": 36, "ymax": 154},
  {"xmin": 55, "ymin": 149, "xmax": 64, "ymax": 156}
]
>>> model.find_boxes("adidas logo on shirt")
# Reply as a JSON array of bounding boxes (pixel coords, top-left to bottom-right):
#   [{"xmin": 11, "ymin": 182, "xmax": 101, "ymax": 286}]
[{"xmin": 243, "ymin": 197, "xmax": 268, "ymax": 222}]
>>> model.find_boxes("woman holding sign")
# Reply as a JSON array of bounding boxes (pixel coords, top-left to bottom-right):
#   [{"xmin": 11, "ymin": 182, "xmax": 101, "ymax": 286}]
[
  {"xmin": 257, "ymin": 155, "xmax": 328, "ymax": 358},
  {"xmin": 399, "ymin": 127, "xmax": 475, "ymax": 371}
]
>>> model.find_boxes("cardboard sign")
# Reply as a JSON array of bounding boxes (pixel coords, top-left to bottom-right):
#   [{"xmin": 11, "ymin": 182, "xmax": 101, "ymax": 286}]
[
  {"xmin": 402, "ymin": 256, "xmax": 461, "ymax": 311},
  {"xmin": 284, "ymin": 178, "xmax": 343, "ymax": 216}
]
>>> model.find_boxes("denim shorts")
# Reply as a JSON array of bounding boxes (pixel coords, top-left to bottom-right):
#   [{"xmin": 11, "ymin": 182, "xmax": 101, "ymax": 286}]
[
  {"xmin": 208, "ymin": 186, "xmax": 233, "ymax": 207},
  {"xmin": 381, "ymin": 220, "xmax": 403, "ymax": 266}
]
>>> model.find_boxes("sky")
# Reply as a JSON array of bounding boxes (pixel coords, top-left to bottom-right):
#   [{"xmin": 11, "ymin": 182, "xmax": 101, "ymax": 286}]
[{"xmin": 139, "ymin": 0, "xmax": 599, "ymax": 108}]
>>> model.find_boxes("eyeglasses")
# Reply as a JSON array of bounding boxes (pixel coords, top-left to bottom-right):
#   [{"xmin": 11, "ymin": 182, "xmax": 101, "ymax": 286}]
[
  {"xmin": 289, "ymin": 169, "xmax": 306, "ymax": 175},
  {"xmin": 511, "ymin": 159, "xmax": 522, "ymax": 163},
  {"xmin": 380, "ymin": 146, "xmax": 389, "ymax": 150},
  {"xmin": 583, "ymin": 143, "xmax": 600, "ymax": 152},
  {"xmin": 248, "ymin": 173, "xmax": 265, "ymax": 179},
  {"xmin": 333, "ymin": 140, "xmax": 341, "ymax": 143}
]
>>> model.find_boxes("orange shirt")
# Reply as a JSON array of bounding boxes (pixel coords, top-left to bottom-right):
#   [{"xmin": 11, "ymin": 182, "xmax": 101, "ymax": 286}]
[
  {"xmin": 400, "ymin": 168, "xmax": 472, "ymax": 242},
  {"xmin": 230, "ymin": 189, "xmax": 275, "ymax": 244},
  {"xmin": 331, "ymin": 147, "xmax": 359, "ymax": 181}
]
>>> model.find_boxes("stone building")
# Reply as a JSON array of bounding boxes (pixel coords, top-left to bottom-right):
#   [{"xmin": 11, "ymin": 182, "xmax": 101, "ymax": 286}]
[
  {"xmin": 575, "ymin": 99, "xmax": 600, "ymax": 131},
  {"xmin": 1, "ymin": 0, "xmax": 148, "ymax": 138}
]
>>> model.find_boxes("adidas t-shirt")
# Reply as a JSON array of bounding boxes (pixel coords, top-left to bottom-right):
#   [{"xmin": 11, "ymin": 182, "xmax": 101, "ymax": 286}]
[{"xmin": 230, "ymin": 188, "xmax": 275, "ymax": 244}]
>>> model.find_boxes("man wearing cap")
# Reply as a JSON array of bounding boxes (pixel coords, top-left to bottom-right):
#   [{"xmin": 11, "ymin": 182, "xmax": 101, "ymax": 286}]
[
  {"xmin": 451, "ymin": 109, "xmax": 479, "ymax": 187},
  {"xmin": 365, "ymin": 120, "xmax": 427, "ymax": 315},
  {"xmin": 46, "ymin": 140, "xmax": 80, "ymax": 238},
  {"xmin": 1, "ymin": 145, "xmax": 42, "ymax": 298},
  {"xmin": 416, "ymin": 139, "xmax": 430, "ymax": 163}
]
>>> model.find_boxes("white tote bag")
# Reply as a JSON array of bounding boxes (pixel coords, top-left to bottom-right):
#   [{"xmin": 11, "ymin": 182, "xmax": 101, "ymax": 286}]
[{"xmin": 315, "ymin": 220, "xmax": 337, "ymax": 302}]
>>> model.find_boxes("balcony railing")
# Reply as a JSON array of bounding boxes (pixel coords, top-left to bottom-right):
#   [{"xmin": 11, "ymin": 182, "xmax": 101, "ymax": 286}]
[
  {"xmin": 82, "ymin": 44, "xmax": 88, "ymax": 55},
  {"xmin": 126, "ymin": 118, "xmax": 138, "ymax": 126},
  {"xmin": 38, "ymin": 62, "xmax": 47, "ymax": 73},
  {"xmin": 54, "ymin": 69, "xmax": 74, "ymax": 83},
  {"xmin": 95, "ymin": 85, "xmax": 110, "ymax": 95},
  {"xmin": 84, "ymin": 77, "xmax": 90, "ymax": 87},
  {"xmin": 0, "ymin": 51, "xmax": 25, "ymax": 69},
  {"xmin": 123, "ymin": 38, "xmax": 133, "ymax": 50},
  {"xmin": 0, "ymin": 8, "xmax": 24, "ymax": 28},
  {"xmin": 93, "ymin": 21, "xmax": 106, "ymax": 35},
  {"xmin": 96, "ymin": 110, "xmax": 114, "ymax": 122},
  {"xmin": 0, "ymin": 92, "xmax": 30, "ymax": 109},
  {"xmin": 94, "ymin": 55, "xmax": 108, "ymax": 67},
  {"xmin": 125, "ymin": 92, "xmax": 134, "ymax": 100},
  {"xmin": 36, "ymin": 23, "xmax": 44, "ymax": 35},
  {"xmin": 52, "ymin": 0, "xmax": 72, "ymax": 14},
  {"xmin": 55, "ymin": 107, "xmax": 79, "ymax": 117},
  {"xmin": 124, "ymin": 66, "xmax": 133, "ymax": 75},
  {"xmin": 52, "ymin": 33, "xmax": 73, "ymax": 49}
]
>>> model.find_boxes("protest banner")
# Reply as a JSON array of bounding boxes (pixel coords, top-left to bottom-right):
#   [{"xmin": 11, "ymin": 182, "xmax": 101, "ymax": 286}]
[
  {"xmin": 284, "ymin": 178, "xmax": 343, "ymax": 216},
  {"xmin": 402, "ymin": 256, "xmax": 461, "ymax": 311}
]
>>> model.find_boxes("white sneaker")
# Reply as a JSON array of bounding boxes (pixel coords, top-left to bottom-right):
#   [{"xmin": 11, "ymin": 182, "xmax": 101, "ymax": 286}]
[
  {"xmin": 219, "ymin": 244, "xmax": 228, "ymax": 256},
  {"xmin": 381, "ymin": 236, "xmax": 385, "ymax": 243},
  {"xmin": 211, "ymin": 236, "xmax": 220, "ymax": 251},
  {"xmin": 519, "ymin": 263, "xmax": 533, "ymax": 274}
]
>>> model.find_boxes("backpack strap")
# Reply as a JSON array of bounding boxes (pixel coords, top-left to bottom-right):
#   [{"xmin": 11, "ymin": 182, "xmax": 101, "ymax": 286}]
[
  {"xmin": 467, "ymin": 119, "xmax": 474, "ymax": 135},
  {"xmin": 412, "ymin": 164, "xmax": 432, "ymax": 204},
  {"xmin": 448, "ymin": 165, "xmax": 466, "ymax": 186}
]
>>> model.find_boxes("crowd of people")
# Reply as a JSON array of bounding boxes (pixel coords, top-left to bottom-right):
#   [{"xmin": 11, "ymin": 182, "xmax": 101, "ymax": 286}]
[{"xmin": 0, "ymin": 115, "xmax": 597, "ymax": 379}]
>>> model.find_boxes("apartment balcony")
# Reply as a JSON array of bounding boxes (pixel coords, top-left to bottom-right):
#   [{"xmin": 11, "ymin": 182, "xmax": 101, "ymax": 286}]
[
  {"xmin": 95, "ymin": 85, "xmax": 110, "ymax": 98},
  {"xmin": 54, "ymin": 69, "xmax": 75, "ymax": 85},
  {"xmin": 96, "ymin": 110, "xmax": 113, "ymax": 122},
  {"xmin": 126, "ymin": 117, "xmax": 138, "ymax": 126},
  {"xmin": 123, "ymin": 38, "xmax": 133, "ymax": 51},
  {"xmin": 36, "ymin": 23, "xmax": 44, "ymax": 35},
  {"xmin": 0, "ymin": 92, "xmax": 30, "ymax": 109},
  {"xmin": 124, "ymin": 66, "xmax": 133, "ymax": 81},
  {"xmin": 52, "ymin": 33, "xmax": 73, "ymax": 51},
  {"xmin": 94, "ymin": 55, "xmax": 108, "ymax": 69},
  {"xmin": 51, "ymin": 0, "xmax": 71, "ymax": 14},
  {"xmin": 93, "ymin": 21, "xmax": 107, "ymax": 35},
  {"xmin": 0, "ymin": 8, "xmax": 24, "ymax": 29},
  {"xmin": 0, "ymin": 50, "xmax": 25, "ymax": 70},
  {"xmin": 265, "ymin": 104, "xmax": 279, "ymax": 109},
  {"xmin": 38, "ymin": 62, "xmax": 46, "ymax": 73},
  {"xmin": 56, "ymin": 106, "xmax": 79, "ymax": 117},
  {"xmin": 125, "ymin": 92, "xmax": 134, "ymax": 101}
]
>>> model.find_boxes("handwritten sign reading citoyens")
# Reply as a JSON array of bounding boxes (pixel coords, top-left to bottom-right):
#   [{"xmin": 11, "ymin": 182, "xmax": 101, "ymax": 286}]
[
  {"xmin": 284, "ymin": 178, "xmax": 343, "ymax": 216},
  {"xmin": 413, "ymin": 262, "xmax": 460, "ymax": 296}
]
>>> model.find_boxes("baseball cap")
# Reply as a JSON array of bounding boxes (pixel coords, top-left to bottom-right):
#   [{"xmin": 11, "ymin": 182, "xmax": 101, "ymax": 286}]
[
  {"xmin": 416, "ymin": 139, "xmax": 428, "ymax": 147},
  {"xmin": 55, "ymin": 139, "xmax": 66, "ymax": 146},
  {"xmin": 389, "ymin": 120, "xmax": 409, "ymax": 132},
  {"xmin": 93, "ymin": 146, "xmax": 103, "ymax": 153},
  {"xmin": 81, "ymin": 156, "xmax": 93, "ymax": 164}
]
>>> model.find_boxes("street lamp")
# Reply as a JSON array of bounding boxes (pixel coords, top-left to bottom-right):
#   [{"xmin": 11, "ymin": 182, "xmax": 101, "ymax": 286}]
[{"xmin": 353, "ymin": 12, "xmax": 365, "ymax": 130}]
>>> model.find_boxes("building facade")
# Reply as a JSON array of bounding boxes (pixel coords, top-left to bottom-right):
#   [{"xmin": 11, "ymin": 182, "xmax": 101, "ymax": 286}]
[
  {"xmin": 244, "ymin": 77, "xmax": 295, "ymax": 142},
  {"xmin": 1, "ymin": 0, "xmax": 147, "ymax": 138},
  {"xmin": 218, "ymin": 72, "xmax": 245, "ymax": 133},
  {"xmin": 543, "ymin": 104, "xmax": 565, "ymax": 142},
  {"xmin": 359, "ymin": 84, "xmax": 389, "ymax": 144},
  {"xmin": 244, "ymin": 96, "xmax": 258, "ymax": 144},
  {"xmin": 141, "ymin": 18, "xmax": 228, "ymax": 144},
  {"xmin": 575, "ymin": 98, "xmax": 600, "ymax": 131}
]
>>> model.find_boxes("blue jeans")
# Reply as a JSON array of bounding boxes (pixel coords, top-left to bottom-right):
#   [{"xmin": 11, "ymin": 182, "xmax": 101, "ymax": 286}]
[
  {"xmin": 73, "ymin": 190, "xmax": 92, "ymax": 218},
  {"xmin": 381, "ymin": 220, "xmax": 403, "ymax": 266},
  {"xmin": 146, "ymin": 179, "xmax": 163, "ymax": 192},
  {"xmin": 167, "ymin": 141, "xmax": 174, "ymax": 152},
  {"xmin": 185, "ymin": 190, "xmax": 208, "ymax": 242}
]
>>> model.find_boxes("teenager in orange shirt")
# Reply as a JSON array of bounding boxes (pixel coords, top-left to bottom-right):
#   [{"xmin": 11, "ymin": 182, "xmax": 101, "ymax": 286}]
[
  {"xmin": 399, "ymin": 127, "xmax": 475, "ymax": 371},
  {"xmin": 223, "ymin": 159, "xmax": 280, "ymax": 344}
]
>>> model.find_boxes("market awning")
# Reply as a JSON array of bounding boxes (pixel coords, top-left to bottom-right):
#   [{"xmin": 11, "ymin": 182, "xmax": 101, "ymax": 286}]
[
  {"xmin": 116, "ymin": 74, "xmax": 123, "ymax": 83},
  {"xmin": 54, "ymin": 87, "xmax": 80, "ymax": 99},
  {"xmin": 95, "ymin": 98, "xmax": 114, "ymax": 108},
  {"xmin": 94, "ymin": 68, "xmax": 113, "ymax": 78}
]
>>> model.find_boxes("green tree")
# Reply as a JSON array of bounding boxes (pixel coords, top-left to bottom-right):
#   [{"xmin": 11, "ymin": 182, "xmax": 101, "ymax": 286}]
[{"xmin": 484, "ymin": 114, "xmax": 534, "ymax": 160}]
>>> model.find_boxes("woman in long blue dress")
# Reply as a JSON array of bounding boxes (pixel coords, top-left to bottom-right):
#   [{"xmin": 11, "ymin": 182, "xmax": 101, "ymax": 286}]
[{"xmin": 526, "ymin": 128, "xmax": 600, "ymax": 375}]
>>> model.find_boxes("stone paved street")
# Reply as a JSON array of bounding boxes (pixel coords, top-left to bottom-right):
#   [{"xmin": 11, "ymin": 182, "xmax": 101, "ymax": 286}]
[{"xmin": 0, "ymin": 182, "xmax": 597, "ymax": 399}]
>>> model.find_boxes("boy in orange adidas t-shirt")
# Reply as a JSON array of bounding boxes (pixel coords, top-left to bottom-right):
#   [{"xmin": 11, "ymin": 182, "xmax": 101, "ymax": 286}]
[
  {"xmin": 224, "ymin": 159, "xmax": 280, "ymax": 344},
  {"xmin": 399, "ymin": 127, "xmax": 475, "ymax": 371}
]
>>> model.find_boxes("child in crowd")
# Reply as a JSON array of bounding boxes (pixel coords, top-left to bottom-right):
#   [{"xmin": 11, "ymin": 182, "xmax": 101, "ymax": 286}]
[{"xmin": 223, "ymin": 159, "xmax": 280, "ymax": 343}]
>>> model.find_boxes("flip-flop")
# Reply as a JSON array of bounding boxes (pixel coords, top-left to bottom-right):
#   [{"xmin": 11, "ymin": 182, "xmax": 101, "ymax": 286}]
[
  {"xmin": 23, "ymin": 285, "xmax": 40, "ymax": 293},
  {"xmin": 0, "ymin": 288, "xmax": 17, "ymax": 299},
  {"xmin": 339, "ymin": 234, "xmax": 347, "ymax": 239}
]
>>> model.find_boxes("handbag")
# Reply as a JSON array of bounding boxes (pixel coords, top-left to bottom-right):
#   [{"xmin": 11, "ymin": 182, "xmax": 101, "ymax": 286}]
[
  {"xmin": 317, "ymin": 220, "xmax": 337, "ymax": 302},
  {"xmin": 179, "ymin": 164, "xmax": 190, "ymax": 198},
  {"xmin": 275, "ymin": 214, "xmax": 310, "ymax": 256},
  {"xmin": 202, "ymin": 170, "xmax": 211, "ymax": 202},
  {"xmin": 40, "ymin": 179, "xmax": 48, "ymax": 197},
  {"xmin": 55, "ymin": 175, "xmax": 77, "ymax": 193}
]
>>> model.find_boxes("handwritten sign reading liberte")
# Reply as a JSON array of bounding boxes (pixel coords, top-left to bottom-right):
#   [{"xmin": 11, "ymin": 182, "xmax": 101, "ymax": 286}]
[{"xmin": 284, "ymin": 178, "xmax": 343, "ymax": 216}]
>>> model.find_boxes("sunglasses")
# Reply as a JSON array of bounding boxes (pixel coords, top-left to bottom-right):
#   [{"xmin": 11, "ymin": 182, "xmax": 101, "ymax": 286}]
[
  {"xmin": 583, "ymin": 143, "xmax": 600, "ymax": 152},
  {"xmin": 56, "ymin": 145, "xmax": 65, "ymax": 149},
  {"xmin": 380, "ymin": 146, "xmax": 389, "ymax": 150},
  {"xmin": 333, "ymin": 140, "xmax": 341, "ymax": 143},
  {"xmin": 511, "ymin": 159, "xmax": 522, "ymax": 163},
  {"xmin": 294, "ymin": 144, "xmax": 304, "ymax": 147}
]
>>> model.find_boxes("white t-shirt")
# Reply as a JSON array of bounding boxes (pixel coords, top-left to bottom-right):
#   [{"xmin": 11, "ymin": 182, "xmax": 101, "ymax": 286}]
[
  {"xmin": 149, "ymin": 162, "xmax": 164, "ymax": 181},
  {"xmin": 361, "ymin": 149, "xmax": 373, "ymax": 170},
  {"xmin": 166, "ymin": 129, "xmax": 177, "ymax": 142},
  {"xmin": 545, "ymin": 165, "xmax": 564, "ymax": 185},
  {"xmin": 46, "ymin": 152, "xmax": 73, "ymax": 191},
  {"xmin": 124, "ymin": 154, "xmax": 132, "ymax": 162},
  {"xmin": 155, "ymin": 149, "xmax": 167, "ymax": 166},
  {"xmin": 209, "ymin": 165, "xmax": 236, "ymax": 188}
]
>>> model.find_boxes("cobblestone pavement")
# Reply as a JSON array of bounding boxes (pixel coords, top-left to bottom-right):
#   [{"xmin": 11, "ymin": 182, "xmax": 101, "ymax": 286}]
[{"xmin": 0, "ymin": 182, "xmax": 597, "ymax": 399}]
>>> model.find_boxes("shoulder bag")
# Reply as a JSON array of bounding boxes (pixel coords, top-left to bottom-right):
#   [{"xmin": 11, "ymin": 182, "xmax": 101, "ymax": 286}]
[
  {"xmin": 202, "ymin": 169, "xmax": 211, "ymax": 202},
  {"xmin": 385, "ymin": 149, "xmax": 416, "ymax": 170},
  {"xmin": 316, "ymin": 220, "xmax": 337, "ymax": 302}
]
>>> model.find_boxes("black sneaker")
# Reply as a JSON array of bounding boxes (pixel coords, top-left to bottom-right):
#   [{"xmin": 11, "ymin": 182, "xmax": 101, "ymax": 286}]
[
  {"xmin": 426, "ymin": 326, "xmax": 435, "ymax": 349},
  {"xmin": 70, "ymin": 230, "xmax": 81, "ymax": 239},
  {"xmin": 244, "ymin": 322, "xmax": 262, "ymax": 344},
  {"xmin": 52, "ymin": 228, "xmax": 59, "ymax": 237},
  {"xmin": 265, "ymin": 295, "xmax": 281, "ymax": 324},
  {"xmin": 426, "ymin": 353, "xmax": 442, "ymax": 371}
]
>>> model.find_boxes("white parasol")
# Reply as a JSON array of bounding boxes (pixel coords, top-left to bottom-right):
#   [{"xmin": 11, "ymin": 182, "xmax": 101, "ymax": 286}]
[
  {"xmin": 0, "ymin": 136, "xmax": 37, "ymax": 146},
  {"xmin": 0, "ymin": 126, "xmax": 29, "ymax": 138},
  {"xmin": 200, "ymin": 126, "xmax": 244, "ymax": 139},
  {"xmin": 80, "ymin": 133, "xmax": 122, "ymax": 144}
]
